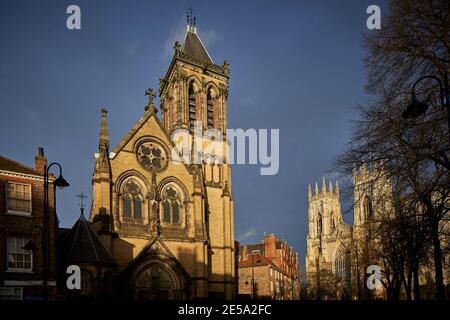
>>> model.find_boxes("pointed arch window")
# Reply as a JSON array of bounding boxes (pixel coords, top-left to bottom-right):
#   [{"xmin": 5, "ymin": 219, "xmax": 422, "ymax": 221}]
[
  {"xmin": 330, "ymin": 214, "xmax": 336, "ymax": 233},
  {"xmin": 316, "ymin": 213, "xmax": 323, "ymax": 237},
  {"xmin": 189, "ymin": 83, "xmax": 197, "ymax": 131},
  {"xmin": 161, "ymin": 185, "xmax": 183, "ymax": 225},
  {"xmin": 207, "ymin": 88, "xmax": 214, "ymax": 129},
  {"xmin": 364, "ymin": 196, "xmax": 374, "ymax": 221},
  {"xmin": 335, "ymin": 248, "xmax": 351, "ymax": 282},
  {"xmin": 121, "ymin": 180, "xmax": 144, "ymax": 222}
]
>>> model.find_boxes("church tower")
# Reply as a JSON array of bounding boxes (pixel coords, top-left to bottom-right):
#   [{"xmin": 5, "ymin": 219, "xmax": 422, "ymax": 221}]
[
  {"xmin": 305, "ymin": 178, "xmax": 352, "ymax": 299},
  {"xmin": 159, "ymin": 10, "xmax": 234, "ymax": 298},
  {"xmin": 88, "ymin": 11, "xmax": 234, "ymax": 300},
  {"xmin": 353, "ymin": 163, "xmax": 392, "ymax": 227}
]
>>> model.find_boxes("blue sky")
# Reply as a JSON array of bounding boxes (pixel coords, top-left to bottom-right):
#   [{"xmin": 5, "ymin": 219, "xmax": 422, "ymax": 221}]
[{"xmin": 0, "ymin": 0, "xmax": 385, "ymax": 270}]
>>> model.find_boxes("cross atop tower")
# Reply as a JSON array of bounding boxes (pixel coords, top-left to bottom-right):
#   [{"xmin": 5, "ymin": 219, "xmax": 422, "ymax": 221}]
[
  {"xmin": 76, "ymin": 191, "xmax": 88, "ymax": 212},
  {"xmin": 186, "ymin": 7, "xmax": 197, "ymax": 32}
]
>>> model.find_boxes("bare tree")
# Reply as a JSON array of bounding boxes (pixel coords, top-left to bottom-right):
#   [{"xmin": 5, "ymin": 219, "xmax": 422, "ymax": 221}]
[{"xmin": 335, "ymin": 0, "xmax": 449, "ymax": 300}]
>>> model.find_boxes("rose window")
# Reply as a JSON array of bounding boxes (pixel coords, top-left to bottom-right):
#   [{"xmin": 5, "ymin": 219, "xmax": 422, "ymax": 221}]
[{"xmin": 136, "ymin": 141, "xmax": 168, "ymax": 172}]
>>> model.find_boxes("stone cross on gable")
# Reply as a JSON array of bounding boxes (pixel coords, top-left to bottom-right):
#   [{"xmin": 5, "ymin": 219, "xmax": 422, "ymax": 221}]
[{"xmin": 145, "ymin": 88, "xmax": 156, "ymax": 105}]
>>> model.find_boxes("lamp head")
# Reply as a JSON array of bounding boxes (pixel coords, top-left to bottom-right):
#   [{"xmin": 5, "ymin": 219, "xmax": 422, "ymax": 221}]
[
  {"xmin": 402, "ymin": 98, "xmax": 429, "ymax": 119},
  {"xmin": 23, "ymin": 239, "xmax": 39, "ymax": 251},
  {"xmin": 54, "ymin": 174, "xmax": 70, "ymax": 189}
]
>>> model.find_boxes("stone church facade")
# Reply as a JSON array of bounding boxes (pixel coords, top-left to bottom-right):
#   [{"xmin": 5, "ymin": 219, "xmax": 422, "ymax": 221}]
[{"xmin": 85, "ymin": 20, "xmax": 234, "ymax": 300}]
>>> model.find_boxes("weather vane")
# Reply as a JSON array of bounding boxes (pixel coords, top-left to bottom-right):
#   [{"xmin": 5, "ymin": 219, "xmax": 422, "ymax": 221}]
[
  {"xmin": 187, "ymin": 7, "xmax": 196, "ymax": 27},
  {"xmin": 76, "ymin": 191, "xmax": 88, "ymax": 211}
]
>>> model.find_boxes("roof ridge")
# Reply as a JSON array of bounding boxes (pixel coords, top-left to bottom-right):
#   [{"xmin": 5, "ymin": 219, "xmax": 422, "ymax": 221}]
[
  {"xmin": 0, "ymin": 154, "xmax": 40, "ymax": 175},
  {"xmin": 83, "ymin": 216, "xmax": 100, "ymax": 262},
  {"xmin": 67, "ymin": 215, "xmax": 83, "ymax": 261}
]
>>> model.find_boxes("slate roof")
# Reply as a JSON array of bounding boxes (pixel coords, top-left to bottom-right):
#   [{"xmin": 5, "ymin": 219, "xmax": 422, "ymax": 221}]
[
  {"xmin": 0, "ymin": 155, "xmax": 41, "ymax": 176},
  {"xmin": 58, "ymin": 213, "xmax": 115, "ymax": 266},
  {"xmin": 182, "ymin": 30, "xmax": 213, "ymax": 64}
]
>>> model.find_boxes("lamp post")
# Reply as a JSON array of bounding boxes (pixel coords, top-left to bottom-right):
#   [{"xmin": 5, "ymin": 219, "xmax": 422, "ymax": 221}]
[
  {"xmin": 402, "ymin": 72, "xmax": 450, "ymax": 143},
  {"xmin": 42, "ymin": 162, "xmax": 69, "ymax": 300}
]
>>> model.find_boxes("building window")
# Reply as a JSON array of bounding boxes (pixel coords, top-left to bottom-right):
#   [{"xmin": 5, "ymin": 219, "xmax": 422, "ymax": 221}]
[
  {"xmin": 364, "ymin": 196, "xmax": 374, "ymax": 221},
  {"xmin": 163, "ymin": 200, "xmax": 171, "ymax": 222},
  {"xmin": 161, "ymin": 185, "xmax": 183, "ymax": 225},
  {"xmin": 7, "ymin": 237, "xmax": 32, "ymax": 272},
  {"xmin": 123, "ymin": 194, "xmax": 132, "ymax": 218},
  {"xmin": 330, "ymin": 215, "xmax": 335, "ymax": 233},
  {"xmin": 121, "ymin": 180, "xmax": 144, "ymax": 222},
  {"xmin": 316, "ymin": 213, "xmax": 323, "ymax": 236},
  {"xmin": 7, "ymin": 182, "xmax": 31, "ymax": 215},
  {"xmin": 0, "ymin": 287, "xmax": 22, "ymax": 300},
  {"xmin": 252, "ymin": 249, "xmax": 260, "ymax": 254},
  {"xmin": 207, "ymin": 88, "xmax": 214, "ymax": 129},
  {"xmin": 335, "ymin": 248, "xmax": 351, "ymax": 282},
  {"xmin": 188, "ymin": 83, "xmax": 197, "ymax": 131}
]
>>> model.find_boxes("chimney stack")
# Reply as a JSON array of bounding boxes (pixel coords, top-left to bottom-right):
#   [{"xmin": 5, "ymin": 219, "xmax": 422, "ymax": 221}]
[{"xmin": 35, "ymin": 147, "xmax": 47, "ymax": 175}]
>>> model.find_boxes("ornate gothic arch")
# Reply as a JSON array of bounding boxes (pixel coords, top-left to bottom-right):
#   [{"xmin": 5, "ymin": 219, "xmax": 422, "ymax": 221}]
[
  {"xmin": 125, "ymin": 239, "xmax": 191, "ymax": 300},
  {"xmin": 115, "ymin": 169, "xmax": 151, "ymax": 194}
]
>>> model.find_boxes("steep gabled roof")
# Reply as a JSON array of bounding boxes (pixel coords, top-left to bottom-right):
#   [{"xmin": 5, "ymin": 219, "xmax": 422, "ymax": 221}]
[
  {"xmin": 58, "ymin": 213, "xmax": 115, "ymax": 266},
  {"xmin": 182, "ymin": 29, "xmax": 213, "ymax": 64},
  {"xmin": 0, "ymin": 155, "xmax": 41, "ymax": 176}
]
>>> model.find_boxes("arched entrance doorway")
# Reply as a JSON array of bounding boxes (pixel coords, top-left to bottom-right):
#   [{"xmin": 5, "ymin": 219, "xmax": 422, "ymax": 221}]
[{"xmin": 133, "ymin": 261, "xmax": 183, "ymax": 300}]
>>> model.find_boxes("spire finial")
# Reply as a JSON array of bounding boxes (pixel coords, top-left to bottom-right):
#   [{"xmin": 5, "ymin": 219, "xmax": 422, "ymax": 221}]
[
  {"xmin": 76, "ymin": 191, "xmax": 88, "ymax": 216},
  {"xmin": 315, "ymin": 181, "xmax": 319, "ymax": 195},
  {"xmin": 329, "ymin": 180, "xmax": 333, "ymax": 193},
  {"xmin": 322, "ymin": 176, "xmax": 326, "ymax": 193},
  {"xmin": 186, "ymin": 7, "xmax": 197, "ymax": 32},
  {"xmin": 99, "ymin": 108, "xmax": 109, "ymax": 149},
  {"xmin": 335, "ymin": 180, "xmax": 340, "ymax": 195},
  {"xmin": 308, "ymin": 184, "xmax": 312, "ymax": 199}
]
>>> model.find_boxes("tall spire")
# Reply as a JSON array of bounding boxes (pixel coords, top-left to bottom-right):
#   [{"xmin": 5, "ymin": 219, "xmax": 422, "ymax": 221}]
[
  {"xmin": 321, "ymin": 176, "xmax": 326, "ymax": 193},
  {"xmin": 181, "ymin": 9, "xmax": 213, "ymax": 64},
  {"xmin": 335, "ymin": 180, "xmax": 340, "ymax": 195},
  {"xmin": 329, "ymin": 180, "xmax": 333, "ymax": 193},
  {"xmin": 308, "ymin": 183, "xmax": 312, "ymax": 199},
  {"xmin": 95, "ymin": 108, "xmax": 111, "ymax": 174},
  {"xmin": 99, "ymin": 108, "xmax": 109, "ymax": 150},
  {"xmin": 315, "ymin": 182, "xmax": 319, "ymax": 195}
]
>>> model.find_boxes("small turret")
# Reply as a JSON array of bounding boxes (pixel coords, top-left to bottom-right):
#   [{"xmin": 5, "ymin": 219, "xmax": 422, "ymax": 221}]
[{"xmin": 321, "ymin": 176, "xmax": 326, "ymax": 194}]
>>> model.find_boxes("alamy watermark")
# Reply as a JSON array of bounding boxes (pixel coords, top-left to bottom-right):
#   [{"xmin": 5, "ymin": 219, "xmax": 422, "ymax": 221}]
[{"xmin": 171, "ymin": 121, "xmax": 279, "ymax": 176}]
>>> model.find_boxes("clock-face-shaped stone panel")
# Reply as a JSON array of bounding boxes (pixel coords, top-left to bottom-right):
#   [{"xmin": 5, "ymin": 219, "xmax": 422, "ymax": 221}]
[{"xmin": 136, "ymin": 140, "xmax": 168, "ymax": 172}]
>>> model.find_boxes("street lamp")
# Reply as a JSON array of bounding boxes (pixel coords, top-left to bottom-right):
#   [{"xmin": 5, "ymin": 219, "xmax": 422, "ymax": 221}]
[
  {"xmin": 244, "ymin": 276, "xmax": 257, "ymax": 299},
  {"xmin": 402, "ymin": 73, "xmax": 450, "ymax": 142},
  {"xmin": 42, "ymin": 162, "xmax": 69, "ymax": 300}
]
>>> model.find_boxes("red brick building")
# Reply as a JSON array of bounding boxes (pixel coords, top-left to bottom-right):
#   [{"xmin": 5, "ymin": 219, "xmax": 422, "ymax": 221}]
[
  {"xmin": 237, "ymin": 234, "xmax": 300, "ymax": 300},
  {"xmin": 0, "ymin": 148, "xmax": 57, "ymax": 300}
]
